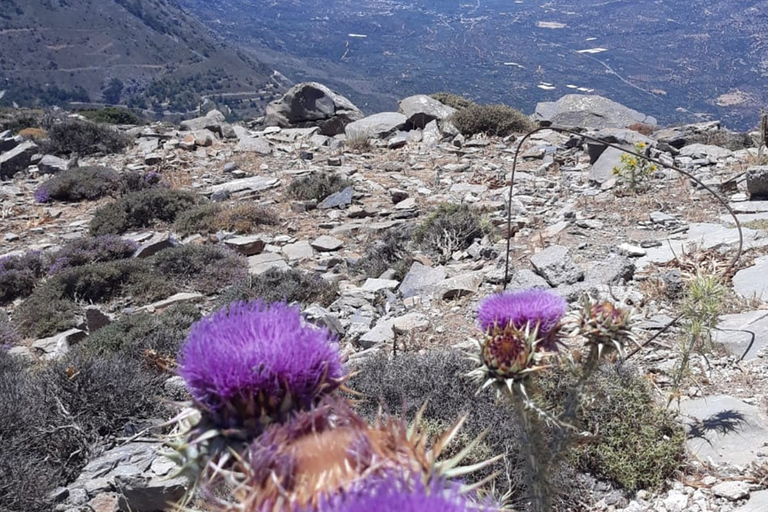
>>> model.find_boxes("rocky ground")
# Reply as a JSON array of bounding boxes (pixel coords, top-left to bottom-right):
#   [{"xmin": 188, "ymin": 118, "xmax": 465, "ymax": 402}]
[{"xmin": 2, "ymin": 87, "xmax": 768, "ymax": 512}]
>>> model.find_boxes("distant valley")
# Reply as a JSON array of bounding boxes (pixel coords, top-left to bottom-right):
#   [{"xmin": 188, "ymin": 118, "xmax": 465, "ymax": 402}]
[{"xmin": 179, "ymin": 0, "xmax": 768, "ymax": 130}]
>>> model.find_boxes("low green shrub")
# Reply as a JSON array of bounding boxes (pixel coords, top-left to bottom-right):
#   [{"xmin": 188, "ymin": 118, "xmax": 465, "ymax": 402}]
[
  {"xmin": 0, "ymin": 348, "xmax": 168, "ymax": 511},
  {"xmin": 144, "ymin": 244, "xmax": 247, "ymax": 295},
  {"xmin": 79, "ymin": 107, "xmax": 144, "ymax": 125},
  {"xmin": 218, "ymin": 268, "xmax": 338, "ymax": 309},
  {"xmin": 450, "ymin": 103, "xmax": 534, "ymax": 136},
  {"xmin": 90, "ymin": 188, "xmax": 201, "ymax": 236},
  {"xmin": 538, "ymin": 363, "xmax": 685, "ymax": 492},
  {"xmin": 14, "ymin": 286, "xmax": 82, "ymax": 338},
  {"xmin": 34, "ymin": 166, "xmax": 120, "ymax": 203},
  {"xmin": 48, "ymin": 235, "xmax": 138, "ymax": 274},
  {"xmin": 286, "ymin": 172, "xmax": 352, "ymax": 201},
  {"xmin": 0, "ymin": 311, "xmax": 20, "ymax": 346},
  {"xmin": 430, "ymin": 92, "xmax": 475, "ymax": 110},
  {"xmin": 348, "ymin": 350, "xmax": 583, "ymax": 509},
  {"xmin": 42, "ymin": 119, "xmax": 131, "ymax": 156},
  {"xmin": 360, "ymin": 227, "xmax": 414, "ymax": 279},
  {"xmin": 413, "ymin": 203, "xmax": 489, "ymax": 262},
  {"xmin": 174, "ymin": 203, "xmax": 279, "ymax": 236},
  {"xmin": 82, "ymin": 303, "xmax": 200, "ymax": 360},
  {"xmin": 0, "ymin": 250, "xmax": 47, "ymax": 304}
]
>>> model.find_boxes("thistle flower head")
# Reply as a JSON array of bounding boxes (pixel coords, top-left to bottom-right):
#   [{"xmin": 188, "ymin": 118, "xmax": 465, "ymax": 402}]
[
  {"xmin": 317, "ymin": 472, "xmax": 496, "ymax": 512},
  {"xmin": 477, "ymin": 289, "xmax": 566, "ymax": 350},
  {"xmin": 568, "ymin": 297, "xmax": 636, "ymax": 359},
  {"xmin": 178, "ymin": 300, "xmax": 346, "ymax": 433},
  {"xmin": 228, "ymin": 397, "xmax": 499, "ymax": 512}
]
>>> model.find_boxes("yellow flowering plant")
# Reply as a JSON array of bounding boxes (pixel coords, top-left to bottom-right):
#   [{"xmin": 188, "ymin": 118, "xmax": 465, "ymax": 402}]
[{"xmin": 612, "ymin": 142, "xmax": 657, "ymax": 191}]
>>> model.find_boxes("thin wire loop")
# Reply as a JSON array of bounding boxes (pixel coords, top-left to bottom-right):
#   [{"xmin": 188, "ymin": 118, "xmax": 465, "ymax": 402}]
[{"xmin": 504, "ymin": 125, "xmax": 744, "ymax": 360}]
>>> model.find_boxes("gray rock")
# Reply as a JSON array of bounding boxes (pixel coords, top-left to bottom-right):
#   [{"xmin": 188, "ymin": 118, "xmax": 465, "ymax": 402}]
[
  {"xmin": 233, "ymin": 125, "xmax": 272, "ymax": 155},
  {"xmin": 163, "ymin": 376, "xmax": 188, "ymax": 400},
  {"xmin": 589, "ymin": 146, "xmax": 626, "ymax": 184},
  {"xmin": 143, "ymin": 153, "xmax": 163, "ymax": 165},
  {"xmin": 387, "ymin": 135, "xmax": 408, "ymax": 149},
  {"xmin": 303, "ymin": 305, "xmax": 344, "ymax": 337},
  {"xmin": 32, "ymin": 328, "xmax": 86, "ymax": 359},
  {"xmin": 584, "ymin": 255, "xmax": 635, "ymax": 285},
  {"xmin": 714, "ymin": 310, "xmax": 768, "ymax": 361},
  {"xmin": 530, "ymin": 245, "xmax": 583, "ymax": 286},
  {"xmin": 224, "ymin": 234, "xmax": 269, "ymax": 256},
  {"xmin": 311, "ymin": 235, "xmax": 344, "ymax": 252},
  {"xmin": 139, "ymin": 293, "xmax": 204, "ymax": 313},
  {"xmin": 319, "ymin": 186, "xmax": 353, "ymax": 209},
  {"xmin": 7, "ymin": 346, "xmax": 33, "ymax": 359},
  {"xmin": 179, "ymin": 109, "xmax": 226, "ymax": 134},
  {"xmin": 711, "ymin": 481, "xmax": 750, "ymax": 501},
  {"xmin": 422, "ymin": 120, "xmax": 443, "ymax": 145},
  {"xmin": 282, "ymin": 240, "xmax": 314, "ymax": 261},
  {"xmin": 732, "ymin": 255, "xmax": 768, "ymax": 302},
  {"xmin": 0, "ymin": 140, "xmax": 37, "ymax": 178},
  {"xmin": 398, "ymin": 263, "xmax": 447, "ymax": 299},
  {"xmin": 533, "ymin": 95, "xmax": 657, "ymax": 129},
  {"xmin": 398, "ymin": 94, "xmax": 456, "ymax": 129},
  {"xmin": 680, "ymin": 394, "xmax": 768, "ymax": 467},
  {"xmin": 209, "ymin": 176, "xmax": 280, "ymax": 195},
  {"xmin": 746, "ymin": 166, "xmax": 768, "ymax": 199},
  {"xmin": 38, "ymin": 155, "xmax": 69, "ymax": 174},
  {"xmin": 133, "ymin": 232, "xmax": 174, "ymax": 259},
  {"xmin": 85, "ymin": 308, "xmax": 112, "ymax": 334},
  {"xmin": 247, "ymin": 252, "xmax": 289, "ymax": 275},
  {"xmin": 345, "ymin": 112, "xmax": 407, "ymax": 139},
  {"xmin": 358, "ymin": 313, "xmax": 429, "ymax": 348},
  {"xmin": 737, "ymin": 489, "xmax": 768, "ymax": 511},
  {"xmin": 115, "ymin": 472, "xmax": 187, "ymax": 512},
  {"xmin": 679, "ymin": 143, "xmax": 733, "ymax": 160},
  {"xmin": 361, "ymin": 278, "xmax": 400, "ymax": 292},
  {"xmin": 0, "ymin": 131, "xmax": 20, "ymax": 152},
  {"xmin": 265, "ymin": 82, "xmax": 363, "ymax": 136},
  {"xmin": 436, "ymin": 271, "xmax": 484, "ymax": 300},
  {"xmin": 506, "ymin": 269, "xmax": 551, "ymax": 290}
]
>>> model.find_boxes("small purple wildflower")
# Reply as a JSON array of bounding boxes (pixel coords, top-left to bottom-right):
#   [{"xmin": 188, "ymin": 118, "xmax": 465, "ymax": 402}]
[
  {"xmin": 318, "ymin": 473, "xmax": 493, "ymax": 512},
  {"xmin": 178, "ymin": 300, "xmax": 346, "ymax": 430},
  {"xmin": 478, "ymin": 289, "xmax": 567, "ymax": 336},
  {"xmin": 34, "ymin": 186, "xmax": 51, "ymax": 203}
]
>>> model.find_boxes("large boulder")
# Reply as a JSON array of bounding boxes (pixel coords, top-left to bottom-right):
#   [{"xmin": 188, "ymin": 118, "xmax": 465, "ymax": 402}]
[
  {"xmin": 345, "ymin": 112, "xmax": 407, "ymax": 139},
  {"xmin": 533, "ymin": 94, "xmax": 657, "ymax": 130},
  {"xmin": 265, "ymin": 82, "xmax": 363, "ymax": 136},
  {"xmin": 398, "ymin": 94, "xmax": 456, "ymax": 129},
  {"xmin": 0, "ymin": 140, "xmax": 38, "ymax": 179},
  {"xmin": 179, "ymin": 109, "xmax": 227, "ymax": 135}
]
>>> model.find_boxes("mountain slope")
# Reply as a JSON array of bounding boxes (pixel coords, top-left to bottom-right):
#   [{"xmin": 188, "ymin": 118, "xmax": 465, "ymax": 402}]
[{"xmin": 0, "ymin": 0, "xmax": 283, "ymax": 114}]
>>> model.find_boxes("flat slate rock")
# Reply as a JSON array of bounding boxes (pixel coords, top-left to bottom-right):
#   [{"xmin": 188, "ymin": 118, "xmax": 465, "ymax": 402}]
[
  {"xmin": 358, "ymin": 313, "xmax": 429, "ymax": 348},
  {"xmin": 736, "ymin": 489, "xmax": 768, "ymax": 511},
  {"xmin": 679, "ymin": 394, "xmax": 768, "ymax": 468},
  {"xmin": 732, "ymin": 255, "xmax": 768, "ymax": 302},
  {"xmin": 224, "ymin": 234, "xmax": 270, "ymax": 256},
  {"xmin": 589, "ymin": 146, "xmax": 626, "ymax": 184},
  {"xmin": 283, "ymin": 240, "xmax": 314, "ymax": 261},
  {"xmin": 320, "ymin": 186, "xmax": 353, "ymax": 209},
  {"xmin": 398, "ymin": 262, "xmax": 447, "ymax": 299},
  {"xmin": 436, "ymin": 271, "xmax": 484, "ymax": 300},
  {"xmin": 361, "ymin": 278, "xmax": 400, "ymax": 292},
  {"xmin": 714, "ymin": 310, "xmax": 768, "ymax": 361},
  {"xmin": 311, "ymin": 235, "xmax": 344, "ymax": 252},
  {"xmin": 247, "ymin": 252, "xmax": 289, "ymax": 275},
  {"xmin": 209, "ymin": 176, "xmax": 280, "ymax": 194},
  {"xmin": 533, "ymin": 94, "xmax": 657, "ymax": 129},
  {"xmin": 530, "ymin": 245, "xmax": 583, "ymax": 287}
]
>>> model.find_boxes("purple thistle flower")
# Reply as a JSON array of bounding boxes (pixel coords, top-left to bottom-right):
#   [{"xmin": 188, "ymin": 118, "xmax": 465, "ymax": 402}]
[
  {"xmin": 318, "ymin": 473, "xmax": 495, "ymax": 512},
  {"xmin": 477, "ymin": 289, "xmax": 567, "ymax": 336},
  {"xmin": 178, "ymin": 300, "xmax": 346, "ymax": 431},
  {"xmin": 34, "ymin": 186, "xmax": 51, "ymax": 203}
]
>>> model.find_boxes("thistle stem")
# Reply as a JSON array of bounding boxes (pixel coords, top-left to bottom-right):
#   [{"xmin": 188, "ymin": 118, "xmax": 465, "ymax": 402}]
[
  {"xmin": 504, "ymin": 382, "xmax": 551, "ymax": 512},
  {"xmin": 548, "ymin": 350, "xmax": 599, "ymax": 468}
]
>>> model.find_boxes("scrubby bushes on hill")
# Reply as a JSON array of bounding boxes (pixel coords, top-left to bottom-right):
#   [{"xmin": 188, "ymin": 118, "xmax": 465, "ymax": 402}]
[
  {"xmin": 286, "ymin": 172, "xmax": 352, "ymax": 202},
  {"xmin": 217, "ymin": 268, "xmax": 338, "ymax": 309},
  {"xmin": 413, "ymin": 203, "xmax": 490, "ymax": 262},
  {"xmin": 173, "ymin": 202, "xmax": 279, "ymax": 236},
  {"xmin": 42, "ymin": 119, "xmax": 131, "ymax": 156},
  {"xmin": 90, "ymin": 188, "xmax": 200, "ymax": 236},
  {"xmin": 450, "ymin": 103, "xmax": 534, "ymax": 136},
  {"xmin": 15, "ymin": 244, "xmax": 246, "ymax": 338},
  {"xmin": 79, "ymin": 107, "xmax": 144, "ymax": 125},
  {"xmin": 430, "ymin": 91, "xmax": 475, "ymax": 110},
  {"xmin": 0, "ymin": 344, "xmax": 169, "ymax": 511},
  {"xmin": 35, "ymin": 166, "xmax": 118, "ymax": 202},
  {"xmin": 0, "ymin": 251, "xmax": 46, "ymax": 304},
  {"xmin": 48, "ymin": 235, "xmax": 139, "ymax": 274}
]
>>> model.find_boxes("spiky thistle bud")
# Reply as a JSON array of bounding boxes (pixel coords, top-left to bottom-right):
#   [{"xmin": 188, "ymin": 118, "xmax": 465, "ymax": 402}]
[{"xmin": 568, "ymin": 297, "xmax": 635, "ymax": 359}]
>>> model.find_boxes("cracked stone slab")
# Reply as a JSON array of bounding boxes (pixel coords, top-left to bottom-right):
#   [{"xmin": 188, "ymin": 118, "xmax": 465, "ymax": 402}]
[
  {"xmin": 713, "ymin": 310, "xmax": 768, "ymax": 361},
  {"xmin": 732, "ymin": 255, "xmax": 768, "ymax": 302},
  {"xmin": 679, "ymin": 394, "xmax": 768, "ymax": 468},
  {"xmin": 209, "ymin": 176, "xmax": 280, "ymax": 194}
]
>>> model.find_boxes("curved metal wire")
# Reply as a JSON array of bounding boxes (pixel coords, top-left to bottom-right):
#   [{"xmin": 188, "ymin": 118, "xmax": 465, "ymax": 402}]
[{"xmin": 504, "ymin": 125, "xmax": 745, "ymax": 360}]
